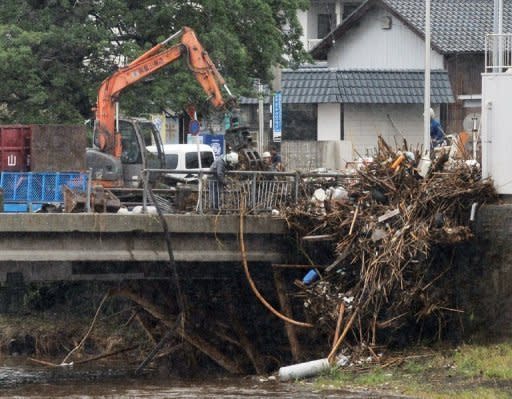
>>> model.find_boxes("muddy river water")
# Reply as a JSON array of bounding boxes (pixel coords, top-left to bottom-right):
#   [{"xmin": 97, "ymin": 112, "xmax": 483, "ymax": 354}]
[{"xmin": 0, "ymin": 358, "xmax": 402, "ymax": 398}]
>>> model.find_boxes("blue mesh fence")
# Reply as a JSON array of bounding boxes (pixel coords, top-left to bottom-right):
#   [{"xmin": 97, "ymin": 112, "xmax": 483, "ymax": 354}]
[{"xmin": 0, "ymin": 172, "xmax": 88, "ymax": 212}]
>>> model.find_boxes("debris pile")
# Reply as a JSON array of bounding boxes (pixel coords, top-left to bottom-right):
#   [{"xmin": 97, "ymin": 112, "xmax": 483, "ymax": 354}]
[{"xmin": 284, "ymin": 137, "xmax": 497, "ymax": 352}]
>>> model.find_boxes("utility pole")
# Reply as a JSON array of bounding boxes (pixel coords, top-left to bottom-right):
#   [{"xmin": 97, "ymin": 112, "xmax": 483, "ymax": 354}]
[
  {"xmin": 423, "ymin": 0, "xmax": 431, "ymax": 158},
  {"xmin": 258, "ymin": 80, "xmax": 264, "ymax": 154}
]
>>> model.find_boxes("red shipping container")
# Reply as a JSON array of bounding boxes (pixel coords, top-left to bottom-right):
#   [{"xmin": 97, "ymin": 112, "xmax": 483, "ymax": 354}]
[{"xmin": 0, "ymin": 125, "xmax": 31, "ymax": 171}]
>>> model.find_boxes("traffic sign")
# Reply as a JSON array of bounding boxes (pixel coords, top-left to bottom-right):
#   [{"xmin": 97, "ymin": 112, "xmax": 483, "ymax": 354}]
[{"xmin": 189, "ymin": 119, "xmax": 201, "ymax": 135}]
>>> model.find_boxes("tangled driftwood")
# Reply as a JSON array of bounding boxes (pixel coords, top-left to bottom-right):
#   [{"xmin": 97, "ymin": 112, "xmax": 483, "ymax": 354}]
[{"xmin": 283, "ymin": 137, "xmax": 497, "ymax": 354}]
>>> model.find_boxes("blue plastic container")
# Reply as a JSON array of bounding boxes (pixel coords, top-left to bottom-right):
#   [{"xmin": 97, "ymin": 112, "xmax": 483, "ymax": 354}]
[{"xmin": 303, "ymin": 269, "xmax": 319, "ymax": 285}]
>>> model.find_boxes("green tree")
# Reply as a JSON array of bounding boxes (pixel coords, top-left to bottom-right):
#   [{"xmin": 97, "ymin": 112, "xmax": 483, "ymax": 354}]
[{"xmin": 0, "ymin": 0, "xmax": 309, "ymax": 124}]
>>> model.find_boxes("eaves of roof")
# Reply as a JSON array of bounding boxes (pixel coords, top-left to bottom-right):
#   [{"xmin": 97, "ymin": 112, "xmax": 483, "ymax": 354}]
[{"xmin": 238, "ymin": 68, "xmax": 454, "ymax": 105}]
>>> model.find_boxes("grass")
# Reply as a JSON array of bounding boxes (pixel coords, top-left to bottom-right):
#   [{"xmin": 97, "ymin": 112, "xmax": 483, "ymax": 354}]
[
  {"xmin": 454, "ymin": 344, "xmax": 512, "ymax": 379},
  {"xmin": 417, "ymin": 387, "xmax": 512, "ymax": 399},
  {"xmin": 314, "ymin": 342, "xmax": 512, "ymax": 398}
]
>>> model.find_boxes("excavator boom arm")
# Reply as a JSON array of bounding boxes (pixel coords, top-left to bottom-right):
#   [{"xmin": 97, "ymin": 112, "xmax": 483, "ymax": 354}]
[{"xmin": 95, "ymin": 27, "xmax": 229, "ymax": 157}]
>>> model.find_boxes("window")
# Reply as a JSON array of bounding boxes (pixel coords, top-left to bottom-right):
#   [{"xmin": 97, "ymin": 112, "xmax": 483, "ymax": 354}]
[
  {"xmin": 119, "ymin": 121, "xmax": 142, "ymax": 164},
  {"xmin": 343, "ymin": 3, "xmax": 361, "ymax": 20},
  {"xmin": 138, "ymin": 121, "xmax": 158, "ymax": 146},
  {"xmin": 185, "ymin": 151, "xmax": 215, "ymax": 168},
  {"xmin": 164, "ymin": 154, "xmax": 179, "ymax": 169},
  {"xmin": 283, "ymin": 104, "xmax": 317, "ymax": 140},
  {"xmin": 317, "ymin": 14, "xmax": 333, "ymax": 39},
  {"xmin": 139, "ymin": 121, "xmax": 164, "ymax": 169}
]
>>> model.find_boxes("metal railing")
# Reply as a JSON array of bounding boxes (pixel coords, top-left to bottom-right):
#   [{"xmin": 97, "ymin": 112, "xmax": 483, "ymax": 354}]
[
  {"xmin": 141, "ymin": 168, "xmax": 357, "ymax": 215},
  {"xmin": 485, "ymin": 33, "xmax": 512, "ymax": 72},
  {"xmin": 202, "ymin": 171, "xmax": 296, "ymax": 213}
]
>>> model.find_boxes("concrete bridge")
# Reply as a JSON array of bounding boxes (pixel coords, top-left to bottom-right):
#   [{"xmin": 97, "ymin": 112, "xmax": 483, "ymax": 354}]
[
  {"xmin": 3, "ymin": 205, "xmax": 512, "ymax": 338},
  {"xmin": 0, "ymin": 214, "xmax": 289, "ymax": 282}
]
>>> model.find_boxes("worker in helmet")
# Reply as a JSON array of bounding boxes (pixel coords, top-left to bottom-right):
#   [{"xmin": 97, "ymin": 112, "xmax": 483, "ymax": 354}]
[
  {"xmin": 269, "ymin": 145, "xmax": 285, "ymax": 171},
  {"xmin": 262, "ymin": 151, "xmax": 272, "ymax": 170},
  {"xmin": 209, "ymin": 151, "xmax": 239, "ymax": 210},
  {"xmin": 430, "ymin": 108, "xmax": 445, "ymax": 149}
]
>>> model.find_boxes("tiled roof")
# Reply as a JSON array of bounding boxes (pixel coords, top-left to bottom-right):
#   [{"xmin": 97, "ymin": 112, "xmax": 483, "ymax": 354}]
[
  {"xmin": 282, "ymin": 69, "xmax": 340, "ymax": 103},
  {"xmin": 382, "ymin": 0, "xmax": 512, "ymax": 53},
  {"xmin": 311, "ymin": 0, "xmax": 512, "ymax": 56},
  {"xmin": 240, "ymin": 68, "xmax": 454, "ymax": 104}
]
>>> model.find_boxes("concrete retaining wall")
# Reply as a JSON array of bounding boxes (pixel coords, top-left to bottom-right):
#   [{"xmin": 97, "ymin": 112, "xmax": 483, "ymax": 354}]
[
  {"xmin": 281, "ymin": 140, "xmax": 353, "ymax": 171},
  {"xmin": 461, "ymin": 204, "xmax": 512, "ymax": 335}
]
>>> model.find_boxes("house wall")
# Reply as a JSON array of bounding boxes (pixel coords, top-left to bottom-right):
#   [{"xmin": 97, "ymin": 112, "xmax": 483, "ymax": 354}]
[
  {"xmin": 297, "ymin": 10, "xmax": 309, "ymax": 49},
  {"xmin": 343, "ymin": 103, "xmax": 435, "ymax": 155},
  {"xmin": 318, "ymin": 103, "xmax": 341, "ymax": 140},
  {"xmin": 327, "ymin": 6, "xmax": 444, "ymax": 69}
]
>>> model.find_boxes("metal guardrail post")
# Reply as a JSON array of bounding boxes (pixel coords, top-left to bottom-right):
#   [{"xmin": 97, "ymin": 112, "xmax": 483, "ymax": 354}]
[
  {"xmin": 142, "ymin": 169, "xmax": 148, "ymax": 214},
  {"xmin": 86, "ymin": 169, "xmax": 92, "ymax": 213},
  {"xmin": 251, "ymin": 172, "xmax": 257, "ymax": 210},
  {"xmin": 295, "ymin": 171, "xmax": 300, "ymax": 203},
  {"xmin": 197, "ymin": 170, "xmax": 203, "ymax": 214}
]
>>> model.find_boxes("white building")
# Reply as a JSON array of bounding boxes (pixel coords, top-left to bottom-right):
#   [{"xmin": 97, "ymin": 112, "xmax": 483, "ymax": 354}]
[
  {"xmin": 293, "ymin": 0, "xmax": 455, "ymax": 155},
  {"xmin": 243, "ymin": 0, "xmax": 512, "ymax": 162},
  {"xmin": 297, "ymin": 0, "xmax": 364, "ymax": 51},
  {"xmin": 241, "ymin": 0, "xmax": 455, "ymax": 159}
]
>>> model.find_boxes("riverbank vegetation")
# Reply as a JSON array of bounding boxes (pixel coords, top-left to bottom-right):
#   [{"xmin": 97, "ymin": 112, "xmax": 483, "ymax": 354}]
[{"xmin": 314, "ymin": 342, "xmax": 512, "ymax": 398}]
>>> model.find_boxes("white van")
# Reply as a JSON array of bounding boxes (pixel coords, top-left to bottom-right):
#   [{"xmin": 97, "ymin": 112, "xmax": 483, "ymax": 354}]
[{"xmin": 146, "ymin": 143, "xmax": 216, "ymax": 182}]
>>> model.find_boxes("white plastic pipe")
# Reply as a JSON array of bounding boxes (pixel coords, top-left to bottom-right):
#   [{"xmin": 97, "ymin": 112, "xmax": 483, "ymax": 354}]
[
  {"xmin": 470, "ymin": 202, "xmax": 478, "ymax": 222},
  {"xmin": 278, "ymin": 358, "xmax": 330, "ymax": 381}
]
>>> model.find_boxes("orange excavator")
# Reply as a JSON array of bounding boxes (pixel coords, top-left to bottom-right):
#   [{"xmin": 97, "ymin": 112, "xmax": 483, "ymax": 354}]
[{"xmin": 87, "ymin": 27, "xmax": 234, "ymax": 187}]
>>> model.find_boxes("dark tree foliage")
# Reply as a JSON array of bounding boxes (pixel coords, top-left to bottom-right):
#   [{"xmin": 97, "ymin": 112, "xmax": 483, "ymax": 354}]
[{"xmin": 0, "ymin": 0, "xmax": 309, "ymax": 123}]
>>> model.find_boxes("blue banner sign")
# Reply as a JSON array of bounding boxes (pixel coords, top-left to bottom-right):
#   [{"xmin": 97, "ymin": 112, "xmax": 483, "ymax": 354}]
[{"xmin": 273, "ymin": 91, "xmax": 282, "ymax": 142}]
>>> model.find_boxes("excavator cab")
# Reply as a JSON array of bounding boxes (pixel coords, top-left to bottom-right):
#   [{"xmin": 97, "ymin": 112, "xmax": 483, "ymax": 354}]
[
  {"xmin": 119, "ymin": 118, "xmax": 165, "ymax": 186},
  {"xmin": 87, "ymin": 118, "xmax": 165, "ymax": 187}
]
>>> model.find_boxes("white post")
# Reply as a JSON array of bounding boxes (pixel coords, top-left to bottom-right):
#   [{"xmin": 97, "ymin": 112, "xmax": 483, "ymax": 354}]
[
  {"xmin": 195, "ymin": 113, "xmax": 203, "ymax": 213},
  {"xmin": 258, "ymin": 81, "xmax": 264, "ymax": 154},
  {"xmin": 493, "ymin": 0, "xmax": 499, "ymax": 71},
  {"xmin": 115, "ymin": 102, "xmax": 120, "ymax": 132},
  {"xmin": 335, "ymin": 0, "xmax": 342, "ymax": 25},
  {"xmin": 423, "ymin": 0, "xmax": 431, "ymax": 157},
  {"xmin": 498, "ymin": 0, "xmax": 504, "ymax": 70}
]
